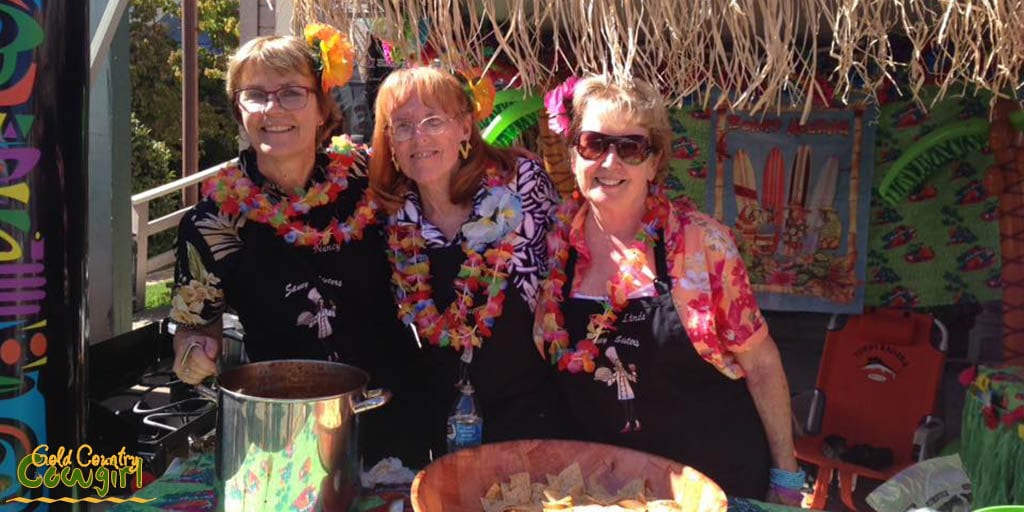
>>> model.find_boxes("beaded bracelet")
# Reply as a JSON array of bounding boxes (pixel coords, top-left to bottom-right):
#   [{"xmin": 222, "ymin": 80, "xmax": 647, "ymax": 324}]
[
  {"xmin": 767, "ymin": 484, "xmax": 804, "ymax": 505},
  {"xmin": 769, "ymin": 467, "xmax": 807, "ymax": 490}
]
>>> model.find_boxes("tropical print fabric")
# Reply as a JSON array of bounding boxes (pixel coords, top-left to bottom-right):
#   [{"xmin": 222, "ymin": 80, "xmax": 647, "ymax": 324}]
[
  {"xmin": 867, "ymin": 89, "xmax": 1001, "ymax": 308},
  {"xmin": 664, "ymin": 93, "xmax": 1002, "ymax": 310},
  {"xmin": 564, "ymin": 198, "xmax": 769, "ymax": 379},
  {"xmin": 664, "ymin": 106, "xmax": 713, "ymax": 206},
  {"xmin": 394, "ymin": 157, "xmax": 559, "ymax": 310}
]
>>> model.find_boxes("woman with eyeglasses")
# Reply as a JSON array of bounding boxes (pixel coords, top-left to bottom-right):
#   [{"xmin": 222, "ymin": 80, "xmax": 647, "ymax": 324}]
[
  {"xmin": 534, "ymin": 75, "xmax": 804, "ymax": 505},
  {"xmin": 368, "ymin": 66, "xmax": 563, "ymax": 463},
  {"xmin": 169, "ymin": 33, "xmax": 420, "ymax": 464}
]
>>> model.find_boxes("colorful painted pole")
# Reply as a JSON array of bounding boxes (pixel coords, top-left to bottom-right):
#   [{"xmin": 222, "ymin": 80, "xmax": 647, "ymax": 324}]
[
  {"xmin": 986, "ymin": 100, "xmax": 1024, "ymax": 365},
  {"xmin": 0, "ymin": 0, "xmax": 88, "ymax": 508}
]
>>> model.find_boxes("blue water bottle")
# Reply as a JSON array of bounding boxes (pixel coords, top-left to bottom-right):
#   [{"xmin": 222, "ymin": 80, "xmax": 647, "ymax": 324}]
[{"xmin": 446, "ymin": 382, "xmax": 483, "ymax": 452}]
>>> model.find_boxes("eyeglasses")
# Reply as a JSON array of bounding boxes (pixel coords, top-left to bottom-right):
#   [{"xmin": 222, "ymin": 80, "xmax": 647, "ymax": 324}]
[
  {"xmin": 390, "ymin": 115, "xmax": 452, "ymax": 142},
  {"xmin": 234, "ymin": 86, "xmax": 314, "ymax": 113},
  {"xmin": 573, "ymin": 131, "xmax": 655, "ymax": 165}
]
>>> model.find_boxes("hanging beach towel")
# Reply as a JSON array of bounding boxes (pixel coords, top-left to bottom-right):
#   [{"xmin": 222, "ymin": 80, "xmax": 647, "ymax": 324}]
[
  {"xmin": 759, "ymin": 147, "xmax": 787, "ymax": 255},
  {"xmin": 783, "ymin": 145, "xmax": 811, "ymax": 256},
  {"xmin": 808, "ymin": 156, "xmax": 842, "ymax": 251},
  {"xmin": 733, "ymin": 149, "xmax": 761, "ymax": 247}
]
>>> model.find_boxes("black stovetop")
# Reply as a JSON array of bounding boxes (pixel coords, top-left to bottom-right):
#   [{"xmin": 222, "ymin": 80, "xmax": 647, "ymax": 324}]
[{"xmin": 87, "ymin": 322, "xmax": 217, "ymax": 483}]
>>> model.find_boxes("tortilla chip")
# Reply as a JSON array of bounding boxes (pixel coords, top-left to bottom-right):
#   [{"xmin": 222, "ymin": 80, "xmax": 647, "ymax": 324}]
[
  {"xmin": 485, "ymin": 462, "xmax": 685, "ymax": 511},
  {"xmin": 554, "ymin": 463, "xmax": 586, "ymax": 497},
  {"xmin": 647, "ymin": 499, "xmax": 685, "ymax": 511},
  {"xmin": 545, "ymin": 473, "xmax": 559, "ymax": 489},
  {"xmin": 511, "ymin": 472, "xmax": 532, "ymax": 490},
  {"xmin": 503, "ymin": 472, "xmax": 533, "ymax": 504},
  {"xmin": 485, "ymin": 483, "xmax": 503, "ymax": 500},
  {"xmin": 481, "ymin": 497, "xmax": 506, "ymax": 512},
  {"xmin": 615, "ymin": 498, "xmax": 647, "ymax": 509},
  {"xmin": 615, "ymin": 478, "xmax": 648, "ymax": 501},
  {"xmin": 541, "ymin": 495, "xmax": 574, "ymax": 510},
  {"xmin": 531, "ymin": 482, "xmax": 548, "ymax": 503},
  {"xmin": 508, "ymin": 505, "xmax": 544, "ymax": 512},
  {"xmin": 586, "ymin": 474, "xmax": 614, "ymax": 504}
]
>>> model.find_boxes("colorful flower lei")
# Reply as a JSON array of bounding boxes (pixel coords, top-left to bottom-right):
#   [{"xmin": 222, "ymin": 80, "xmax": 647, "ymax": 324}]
[
  {"xmin": 544, "ymin": 76, "xmax": 581, "ymax": 136},
  {"xmin": 304, "ymin": 23, "xmax": 355, "ymax": 92},
  {"xmin": 535, "ymin": 188, "xmax": 672, "ymax": 373},
  {"xmin": 202, "ymin": 135, "xmax": 378, "ymax": 247},
  {"xmin": 386, "ymin": 165, "xmax": 520, "ymax": 351}
]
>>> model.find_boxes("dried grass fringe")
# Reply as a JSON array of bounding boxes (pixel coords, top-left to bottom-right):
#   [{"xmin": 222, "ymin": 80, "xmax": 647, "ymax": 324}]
[{"xmin": 293, "ymin": 0, "xmax": 1024, "ymax": 121}]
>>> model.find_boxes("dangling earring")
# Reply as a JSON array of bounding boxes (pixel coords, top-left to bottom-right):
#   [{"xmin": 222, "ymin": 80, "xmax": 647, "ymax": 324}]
[
  {"xmin": 459, "ymin": 140, "xmax": 471, "ymax": 159},
  {"xmin": 392, "ymin": 152, "xmax": 402, "ymax": 173}
]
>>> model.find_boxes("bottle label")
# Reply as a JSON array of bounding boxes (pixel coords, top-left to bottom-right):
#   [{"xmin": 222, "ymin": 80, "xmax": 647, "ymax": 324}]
[{"xmin": 446, "ymin": 416, "xmax": 482, "ymax": 450}]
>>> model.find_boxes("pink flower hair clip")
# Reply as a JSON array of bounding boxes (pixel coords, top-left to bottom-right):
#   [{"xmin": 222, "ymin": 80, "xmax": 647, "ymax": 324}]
[{"xmin": 544, "ymin": 76, "xmax": 580, "ymax": 136}]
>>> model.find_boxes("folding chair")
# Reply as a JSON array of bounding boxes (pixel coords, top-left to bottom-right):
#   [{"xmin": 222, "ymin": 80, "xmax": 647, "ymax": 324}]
[{"xmin": 794, "ymin": 308, "xmax": 947, "ymax": 510}]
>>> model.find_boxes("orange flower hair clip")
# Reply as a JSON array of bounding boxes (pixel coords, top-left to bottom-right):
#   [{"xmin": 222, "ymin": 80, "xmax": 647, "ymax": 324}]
[
  {"xmin": 457, "ymin": 68, "xmax": 496, "ymax": 123},
  {"xmin": 304, "ymin": 23, "xmax": 355, "ymax": 92}
]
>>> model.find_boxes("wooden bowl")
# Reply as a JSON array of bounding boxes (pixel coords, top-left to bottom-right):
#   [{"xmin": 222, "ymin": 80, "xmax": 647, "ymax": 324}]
[{"xmin": 410, "ymin": 439, "xmax": 727, "ymax": 512}]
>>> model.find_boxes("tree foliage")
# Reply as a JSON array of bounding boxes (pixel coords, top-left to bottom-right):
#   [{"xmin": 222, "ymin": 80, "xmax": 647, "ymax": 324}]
[
  {"xmin": 131, "ymin": 112, "xmax": 178, "ymax": 257},
  {"xmin": 130, "ymin": 0, "xmax": 240, "ymax": 182},
  {"xmin": 130, "ymin": 0, "xmax": 240, "ymax": 256}
]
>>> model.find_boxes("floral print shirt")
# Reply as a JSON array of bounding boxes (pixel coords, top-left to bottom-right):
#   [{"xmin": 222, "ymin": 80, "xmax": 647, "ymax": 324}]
[
  {"xmin": 394, "ymin": 157, "xmax": 559, "ymax": 310},
  {"xmin": 566, "ymin": 198, "xmax": 769, "ymax": 379}
]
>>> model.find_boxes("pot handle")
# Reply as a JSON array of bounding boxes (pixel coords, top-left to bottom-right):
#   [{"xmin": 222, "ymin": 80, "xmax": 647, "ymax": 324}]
[
  {"xmin": 352, "ymin": 388, "xmax": 392, "ymax": 414},
  {"xmin": 194, "ymin": 383, "xmax": 218, "ymax": 401},
  {"xmin": 181, "ymin": 340, "xmax": 220, "ymax": 402}
]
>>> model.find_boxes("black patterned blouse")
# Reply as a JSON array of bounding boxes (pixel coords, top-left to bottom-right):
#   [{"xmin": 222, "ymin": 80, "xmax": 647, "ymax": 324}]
[
  {"xmin": 393, "ymin": 156, "xmax": 560, "ymax": 310},
  {"xmin": 170, "ymin": 149, "xmax": 410, "ymax": 363}
]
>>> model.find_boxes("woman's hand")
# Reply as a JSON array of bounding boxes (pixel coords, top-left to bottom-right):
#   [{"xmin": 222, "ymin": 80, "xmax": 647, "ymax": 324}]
[{"xmin": 173, "ymin": 323, "xmax": 222, "ymax": 385}]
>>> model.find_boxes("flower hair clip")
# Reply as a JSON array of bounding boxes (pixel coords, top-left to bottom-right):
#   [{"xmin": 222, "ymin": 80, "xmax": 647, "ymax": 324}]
[
  {"xmin": 456, "ymin": 68, "xmax": 496, "ymax": 123},
  {"xmin": 304, "ymin": 23, "xmax": 355, "ymax": 92},
  {"xmin": 544, "ymin": 75, "xmax": 581, "ymax": 136}
]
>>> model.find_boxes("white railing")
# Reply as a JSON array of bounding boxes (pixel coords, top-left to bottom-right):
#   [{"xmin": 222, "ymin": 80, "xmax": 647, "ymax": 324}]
[{"xmin": 131, "ymin": 159, "xmax": 236, "ymax": 308}]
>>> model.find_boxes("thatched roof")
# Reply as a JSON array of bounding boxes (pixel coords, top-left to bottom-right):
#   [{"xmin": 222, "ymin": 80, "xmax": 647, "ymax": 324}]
[{"xmin": 293, "ymin": 0, "xmax": 1024, "ymax": 118}]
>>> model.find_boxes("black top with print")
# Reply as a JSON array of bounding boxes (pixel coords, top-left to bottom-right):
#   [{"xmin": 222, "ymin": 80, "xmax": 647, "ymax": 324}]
[
  {"xmin": 173, "ymin": 149, "xmax": 409, "ymax": 363},
  {"xmin": 173, "ymin": 149, "xmax": 428, "ymax": 465}
]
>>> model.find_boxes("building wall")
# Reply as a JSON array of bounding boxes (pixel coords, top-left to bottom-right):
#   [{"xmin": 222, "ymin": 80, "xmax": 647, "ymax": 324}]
[
  {"xmin": 89, "ymin": 0, "xmax": 133, "ymax": 342},
  {"xmin": 240, "ymin": 0, "xmax": 288, "ymax": 44}
]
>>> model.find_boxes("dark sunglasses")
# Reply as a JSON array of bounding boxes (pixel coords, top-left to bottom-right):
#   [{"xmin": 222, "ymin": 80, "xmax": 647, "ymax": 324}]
[{"xmin": 572, "ymin": 131, "xmax": 655, "ymax": 165}]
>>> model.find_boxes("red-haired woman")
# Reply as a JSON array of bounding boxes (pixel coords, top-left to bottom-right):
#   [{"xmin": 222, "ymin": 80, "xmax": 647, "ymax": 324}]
[{"xmin": 369, "ymin": 66, "xmax": 562, "ymax": 463}]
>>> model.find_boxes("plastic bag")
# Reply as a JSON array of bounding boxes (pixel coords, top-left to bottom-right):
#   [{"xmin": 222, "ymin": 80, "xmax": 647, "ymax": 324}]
[
  {"xmin": 361, "ymin": 457, "xmax": 416, "ymax": 488},
  {"xmin": 866, "ymin": 454, "xmax": 972, "ymax": 512}
]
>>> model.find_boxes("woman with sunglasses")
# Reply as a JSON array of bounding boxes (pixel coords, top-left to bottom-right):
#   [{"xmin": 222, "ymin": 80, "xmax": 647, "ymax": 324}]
[
  {"xmin": 535, "ymin": 75, "xmax": 803, "ymax": 505},
  {"xmin": 369, "ymin": 66, "xmax": 562, "ymax": 464},
  {"xmin": 169, "ymin": 32, "xmax": 419, "ymax": 464}
]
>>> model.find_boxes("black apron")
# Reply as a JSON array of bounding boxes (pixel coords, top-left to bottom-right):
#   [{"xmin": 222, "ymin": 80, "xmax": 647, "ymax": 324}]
[
  {"xmin": 219, "ymin": 172, "xmax": 425, "ymax": 466},
  {"xmin": 402, "ymin": 243, "xmax": 562, "ymax": 466},
  {"xmin": 556, "ymin": 236, "xmax": 771, "ymax": 499},
  {"xmin": 229, "ymin": 220, "xmax": 436, "ymax": 467},
  {"xmin": 225, "ymin": 190, "xmax": 397, "ymax": 364}
]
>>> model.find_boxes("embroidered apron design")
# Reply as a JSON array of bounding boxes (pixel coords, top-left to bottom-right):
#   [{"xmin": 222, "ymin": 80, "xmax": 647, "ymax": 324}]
[{"xmin": 555, "ymin": 237, "xmax": 773, "ymax": 498}]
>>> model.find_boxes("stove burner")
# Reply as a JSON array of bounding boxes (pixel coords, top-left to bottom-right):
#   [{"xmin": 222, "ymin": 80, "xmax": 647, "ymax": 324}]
[
  {"xmin": 129, "ymin": 372, "xmax": 216, "ymax": 433},
  {"xmin": 89, "ymin": 362, "xmax": 218, "ymax": 482},
  {"xmin": 141, "ymin": 409, "xmax": 214, "ymax": 433},
  {"xmin": 133, "ymin": 396, "xmax": 215, "ymax": 415}
]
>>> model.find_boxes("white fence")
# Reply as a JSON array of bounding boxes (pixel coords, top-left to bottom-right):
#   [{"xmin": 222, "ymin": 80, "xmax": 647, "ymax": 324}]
[{"xmin": 131, "ymin": 160, "xmax": 236, "ymax": 308}]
